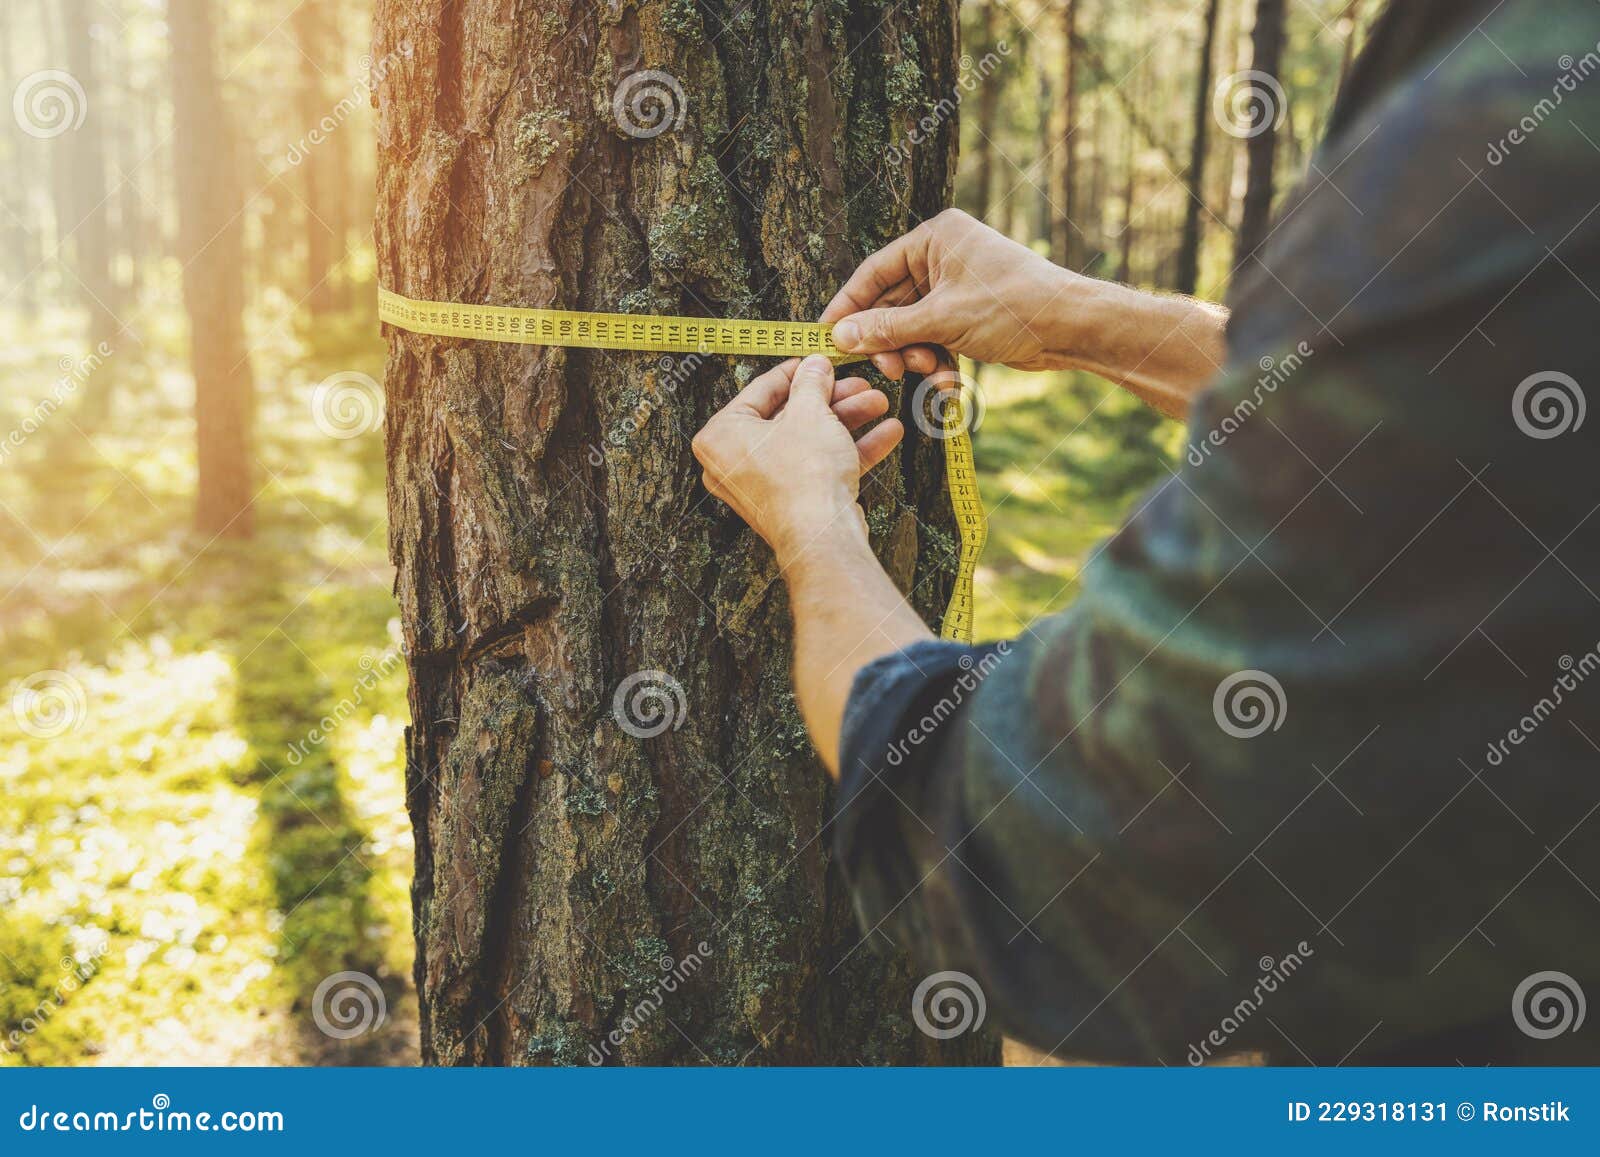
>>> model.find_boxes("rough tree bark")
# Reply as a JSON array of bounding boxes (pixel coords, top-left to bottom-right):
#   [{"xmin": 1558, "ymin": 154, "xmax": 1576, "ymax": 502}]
[
  {"xmin": 169, "ymin": 0, "xmax": 255, "ymax": 537},
  {"xmin": 1234, "ymin": 0, "xmax": 1286, "ymax": 266},
  {"xmin": 1175, "ymin": 0, "xmax": 1220, "ymax": 296},
  {"xmin": 374, "ymin": 0, "xmax": 996, "ymax": 1065}
]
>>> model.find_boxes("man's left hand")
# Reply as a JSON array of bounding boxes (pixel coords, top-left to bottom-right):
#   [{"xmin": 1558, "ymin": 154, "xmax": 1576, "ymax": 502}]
[{"xmin": 692, "ymin": 354, "xmax": 903, "ymax": 565}]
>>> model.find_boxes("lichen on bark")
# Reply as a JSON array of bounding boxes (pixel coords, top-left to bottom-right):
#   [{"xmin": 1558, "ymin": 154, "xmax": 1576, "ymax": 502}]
[{"xmin": 374, "ymin": 0, "xmax": 991, "ymax": 1064}]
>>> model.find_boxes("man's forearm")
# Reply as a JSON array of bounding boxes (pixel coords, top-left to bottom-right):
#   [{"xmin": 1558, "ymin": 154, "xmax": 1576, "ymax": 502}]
[
  {"xmin": 778, "ymin": 515, "xmax": 933, "ymax": 777},
  {"xmin": 1053, "ymin": 276, "xmax": 1230, "ymax": 419}
]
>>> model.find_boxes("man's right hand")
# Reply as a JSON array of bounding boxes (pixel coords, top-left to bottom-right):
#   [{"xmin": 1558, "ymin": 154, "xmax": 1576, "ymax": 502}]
[
  {"xmin": 821, "ymin": 208, "xmax": 1230, "ymax": 418},
  {"xmin": 820, "ymin": 208, "xmax": 1085, "ymax": 378}
]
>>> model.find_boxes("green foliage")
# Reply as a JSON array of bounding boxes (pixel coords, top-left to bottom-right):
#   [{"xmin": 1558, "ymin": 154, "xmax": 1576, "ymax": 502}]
[{"xmin": 968, "ymin": 362, "xmax": 1178, "ymax": 640}]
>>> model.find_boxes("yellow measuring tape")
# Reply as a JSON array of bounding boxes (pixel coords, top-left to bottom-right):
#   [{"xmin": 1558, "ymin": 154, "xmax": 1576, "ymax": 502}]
[{"xmin": 378, "ymin": 287, "xmax": 984, "ymax": 643}]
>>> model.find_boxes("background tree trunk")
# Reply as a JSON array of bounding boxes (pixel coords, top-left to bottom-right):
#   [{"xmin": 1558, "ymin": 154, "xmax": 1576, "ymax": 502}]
[
  {"xmin": 1175, "ymin": 0, "xmax": 1220, "ymax": 295},
  {"xmin": 1, "ymin": 2, "xmax": 41, "ymax": 322},
  {"xmin": 374, "ymin": 0, "xmax": 996, "ymax": 1066},
  {"xmin": 292, "ymin": 2, "xmax": 340, "ymax": 316},
  {"xmin": 1052, "ymin": 0, "xmax": 1080, "ymax": 268},
  {"xmin": 63, "ymin": 0, "xmax": 119, "ymax": 371},
  {"xmin": 1115, "ymin": 134, "xmax": 1135, "ymax": 284},
  {"xmin": 1233, "ymin": 0, "xmax": 1286, "ymax": 266},
  {"xmin": 169, "ymin": 0, "xmax": 255, "ymax": 538},
  {"xmin": 1034, "ymin": 69, "xmax": 1054, "ymax": 244},
  {"xmin": 970, "ymin": 0, "xmax": 1000, "ymax": 225}
]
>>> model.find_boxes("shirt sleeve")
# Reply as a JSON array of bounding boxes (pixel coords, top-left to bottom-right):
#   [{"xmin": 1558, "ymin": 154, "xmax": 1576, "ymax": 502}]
[{"xmin": 831, "ymin": 1, "xmax": 1600, "ymax": 1066}]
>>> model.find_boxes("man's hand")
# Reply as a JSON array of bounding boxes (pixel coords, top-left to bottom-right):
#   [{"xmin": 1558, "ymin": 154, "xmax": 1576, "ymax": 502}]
[
  {"xmin": 820, "ymin": 208, "xmax": 1082, "ymax": 379},
  {"xmin": 693, "ymin": 353, "xmax": 930, "ymax": 775},
  {"xmin": 821, "ymin": 208, "xmax": 1230, "ymax": 417},
  {"xmin": 692, "ymin": 354, "xmax": 903, "ymax": 567}
]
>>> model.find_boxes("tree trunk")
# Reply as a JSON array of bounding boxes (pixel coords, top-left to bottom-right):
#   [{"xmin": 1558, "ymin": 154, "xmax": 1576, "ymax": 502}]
[
  {"xmin": 1115, "ymin": 131, "xmax": 1135, "ymax": 284},
  {"xmin": 1234, "ymin": 0, "xmax": 1287, "ymax": 266},
  {"xmin": 1175, "ymin": 0, "xmax": 1220, "ymax": 296},
  {"xmin": 1053, "ymin": 0, "xmax": 1080, "ymax": 268},
  {"xmin": 1, "ymin": 3, "xmax": 40, "ymax": 321},
  {"xmin": 110, "ymin": 33, "xmax": 147, "ymax": 305},
  {"xmin": 374, "ymin": 0, "xmax": 996, "ymax": 1066},
  {"xmin": 327, "ymin": 76, "xmax": 355, "ymax": 313},
  {"xmin": 293, "ymin": 2, "xmax": 340, "ymax": 315},
  {"xmin": 1034, "ymin": 69, "xmax": 1054, "ymax": 245},
  {"xmin": 970, "ymin": 0, "xmax": 1000, "ymax": 225},
  {"xmin": 62, "ymin": 0, "xmax": 119, "ymax": 363},
  {"xmin": 169, "ymin": 0, "xmax": 255, "ymax": 538}
]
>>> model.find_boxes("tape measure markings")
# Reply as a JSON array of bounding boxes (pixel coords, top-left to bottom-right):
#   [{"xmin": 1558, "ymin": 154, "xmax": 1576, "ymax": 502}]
[{"xmin": 378, "ymin": 287, "xmax": 983, "ymax": 643}]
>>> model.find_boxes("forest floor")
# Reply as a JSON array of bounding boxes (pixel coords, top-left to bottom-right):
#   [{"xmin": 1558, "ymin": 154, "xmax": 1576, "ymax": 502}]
[{"xmin": 0, "ymin": 302, "xmax": 1175, "ymax": 1066}]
